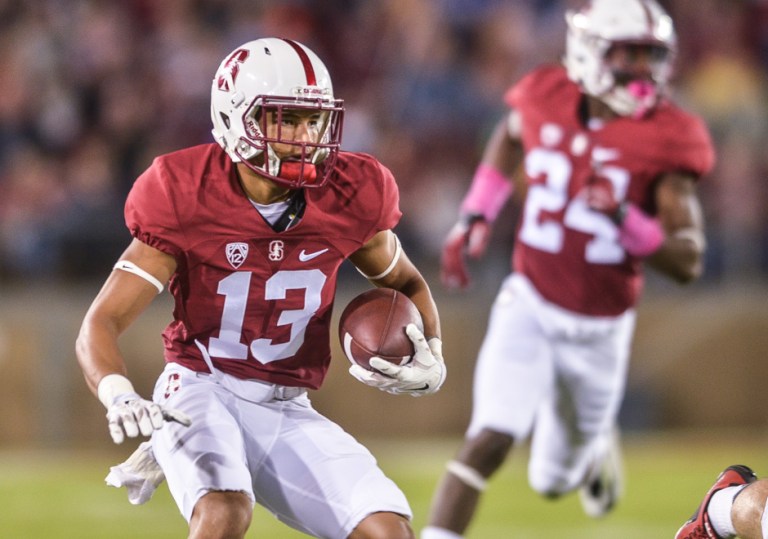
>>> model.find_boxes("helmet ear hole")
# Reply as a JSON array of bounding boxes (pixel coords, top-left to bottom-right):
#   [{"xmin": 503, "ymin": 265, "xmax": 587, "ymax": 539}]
[{"xmin": 219, "ymin": 112, "xmax": 231, "ymax": 129}]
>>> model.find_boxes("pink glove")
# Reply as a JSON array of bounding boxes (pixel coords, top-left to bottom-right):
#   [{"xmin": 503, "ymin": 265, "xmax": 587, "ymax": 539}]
[
  {"xmin": 442, "ymin": 164, "xmax": 512, "ymax": 289},
  {"xmin": 440, "ymin": 216, "xmax": 491, "ymax": 290}
]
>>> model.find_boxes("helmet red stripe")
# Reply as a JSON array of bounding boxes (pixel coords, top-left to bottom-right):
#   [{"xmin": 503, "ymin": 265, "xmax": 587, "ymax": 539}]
[{"xmin": 281, "ymin": 38, "xmax": 317, "ymax": 86}]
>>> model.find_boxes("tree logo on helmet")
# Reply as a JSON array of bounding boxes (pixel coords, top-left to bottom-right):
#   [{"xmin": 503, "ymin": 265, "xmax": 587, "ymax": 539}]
[{"xmin": 217, "ymin": 49, "xmax": 250, "ymax": 92}]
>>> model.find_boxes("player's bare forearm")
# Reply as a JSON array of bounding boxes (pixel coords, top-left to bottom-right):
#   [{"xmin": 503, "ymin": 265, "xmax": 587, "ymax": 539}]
[
  {"xmin": 373, "ymin": 252, "xmax": 441, "ymax": 340},
  {"xmin": 351, "ymin": 230, "xmax": 441, "ymax": 338},
  {"xmin": 76, "ymin": 274, "xmax": 158, "ymax": 395},
  {"xmin": 76, "ymin": 316, "xmax": 129, "ymax": 396},
  {"xmin": 647, "ymin": 232, "xmax": 705, "ymax": 283},
  {"xmin": 480, "ymin": 115, "xmax": 524, "ymax": 178},
  {"xmin": 647, "ymin": 173, "xmax": 706, "ymax": 283}
]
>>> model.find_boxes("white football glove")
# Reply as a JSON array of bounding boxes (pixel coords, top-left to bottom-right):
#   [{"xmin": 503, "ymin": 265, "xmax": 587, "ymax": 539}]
[
  {"xmin": 98, "ymin": 374, "xmax": 191, "ymax": 445},
  {"xmin": 349, "ymin": 324, "xmax": 446, "ymax": 397},
  {"xmin": 105, "ymin": 441, "xmax": 165, "ymax": 505},
  {"xmin": 106, "ymin": 394, "xmax": 191, "ymax": 445}
]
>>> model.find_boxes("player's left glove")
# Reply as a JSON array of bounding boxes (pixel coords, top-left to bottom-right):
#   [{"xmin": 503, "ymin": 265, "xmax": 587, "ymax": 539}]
[
  {"xmin": 105, "ymin": 441, "xmax": 165, "ymax": 505},
  {"xmin": 349, "ymin": 324, "xmax": 446, "ymax": 397}
]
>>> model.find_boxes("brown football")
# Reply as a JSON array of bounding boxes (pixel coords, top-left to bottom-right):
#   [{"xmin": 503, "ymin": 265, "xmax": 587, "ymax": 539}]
[{"xmin": 338, "ymin": 287, "xmax": 423, "ymax": 372}]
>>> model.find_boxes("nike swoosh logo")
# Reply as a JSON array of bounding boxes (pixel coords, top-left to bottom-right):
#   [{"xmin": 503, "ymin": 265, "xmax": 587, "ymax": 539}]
[{"xmin": 298, "ymin": 248, "xmax": 329, "ymax": 262}]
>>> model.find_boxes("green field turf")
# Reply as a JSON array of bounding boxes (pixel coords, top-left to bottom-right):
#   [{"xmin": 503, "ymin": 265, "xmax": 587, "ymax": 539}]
[{"xmin": 0, "ymin": 431, "xmax": 765, "ymax": 538}]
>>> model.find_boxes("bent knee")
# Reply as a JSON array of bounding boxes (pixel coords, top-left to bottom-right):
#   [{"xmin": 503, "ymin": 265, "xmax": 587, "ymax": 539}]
[
  {"xmin": 530, "ymin": 479, "xmax": 568, "ymax": 499},
  {"xmin": 349, "ymin": 511, "xmax": 413, "ymax": 539},
  {"xmin": 191, "ymin": 490, "xmax": 253, "ymax": 538},
  {"xmin": 528, "ymin": 467, "xmax": 572, "ymax": 499}
]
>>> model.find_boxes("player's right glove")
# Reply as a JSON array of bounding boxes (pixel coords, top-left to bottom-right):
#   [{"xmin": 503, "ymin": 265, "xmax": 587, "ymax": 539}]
[
  {"xmin": 98, "ymin": 374, "xmax": 191, "ymax": 445},
  {"xmin": 440, "ymin": 215, "xmax": 491, "ymax": 290},
  {"xmin": 349, "ymin": 324, "xmax": 446, "ymax": 397}
]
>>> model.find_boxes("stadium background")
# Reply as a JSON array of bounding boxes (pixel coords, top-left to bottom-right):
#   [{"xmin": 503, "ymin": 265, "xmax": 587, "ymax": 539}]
[{"xmin": 0, "ymin": 0, "xmax": 767, "ymax": 537}]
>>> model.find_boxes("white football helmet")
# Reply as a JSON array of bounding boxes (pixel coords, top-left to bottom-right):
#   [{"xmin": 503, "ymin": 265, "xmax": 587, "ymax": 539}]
[
  {"xmin": 211, "ymin": 38, "xmax": 344, "ymax": 189},
  {"xmin": 564, "ymin": 0, "xmax": 676, "ymax": 118}
]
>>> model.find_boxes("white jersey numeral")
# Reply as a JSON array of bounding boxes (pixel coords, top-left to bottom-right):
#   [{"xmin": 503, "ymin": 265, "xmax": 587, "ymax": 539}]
[
  {"xmin": 519, "ymin": 147, "xmax": 629, "ymax": 265},
  {"xmin": 208, "ymin": 269, "xmax": 327, "ymax": 363}
]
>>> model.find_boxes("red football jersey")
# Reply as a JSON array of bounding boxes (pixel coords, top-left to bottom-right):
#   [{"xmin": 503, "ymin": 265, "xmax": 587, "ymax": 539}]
[
  {"xmin": 125, "ymin": 144, "xmax": 402, "ymax": 388},
  {"xmin": 506, "ymin": 65, "xmax": 715, "ymax": 316}
]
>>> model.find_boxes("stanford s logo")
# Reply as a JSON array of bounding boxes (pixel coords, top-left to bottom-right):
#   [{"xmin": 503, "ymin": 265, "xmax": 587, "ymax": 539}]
[
  {"xmin": 226, "ymin": 242, "xmax": 249, "ymax": 269},
  {"xmin": 268, "ymin": 240, "xmax": 284, "ymax": 261}
]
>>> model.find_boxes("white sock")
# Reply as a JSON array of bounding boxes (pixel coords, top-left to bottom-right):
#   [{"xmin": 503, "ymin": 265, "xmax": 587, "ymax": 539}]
[
  {"xmin": 420, "ymin": 526, "xmax": 463, "ymax": 539},
  {"xmin": 708, "ymin": 485, "xmax": 746, "ymax": 538}
]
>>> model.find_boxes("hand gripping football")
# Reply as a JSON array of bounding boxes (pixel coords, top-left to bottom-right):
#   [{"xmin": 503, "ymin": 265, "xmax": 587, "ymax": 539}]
[{"xmin": 338, "ymin": 288, "xmax": 423, "ymax": 372}]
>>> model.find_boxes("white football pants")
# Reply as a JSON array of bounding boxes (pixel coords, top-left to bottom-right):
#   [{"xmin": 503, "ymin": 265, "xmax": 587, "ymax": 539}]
[
  {"xmin": 467, "ymin": 273, "xmax": 635, "ymax": 495},
  {"xmin": 151, "ymin": 363, "xmax": 411, "ymax": 539}
]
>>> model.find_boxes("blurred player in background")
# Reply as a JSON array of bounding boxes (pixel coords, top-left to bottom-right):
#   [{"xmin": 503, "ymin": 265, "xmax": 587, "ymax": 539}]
[
  {"xmin": 76, "ymin": 37, "xmax": 446, "ymax": 539},
  {"xmin": 676, "ymin": 464, "xmax": 768, "ymax": 538},
  {"xmin": 421, "ymin": 1, "xmax": 714, "ymax": 538}
]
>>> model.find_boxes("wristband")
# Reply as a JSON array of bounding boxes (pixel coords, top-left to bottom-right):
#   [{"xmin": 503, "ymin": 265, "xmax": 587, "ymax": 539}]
[
  {"xmin": 614, "ymin": 201, "xmax": 629, "ymax": 226},
  {"xmin": 460, "ymin": 164, "xmax": 513, "ymax": 223},
  {"xmin": 98, "ymin": 374, "xmax": 136, "ymax": 409},
  {"xmin": 618, "ymin": 203, "xmax": 664, "ymax": 257}
]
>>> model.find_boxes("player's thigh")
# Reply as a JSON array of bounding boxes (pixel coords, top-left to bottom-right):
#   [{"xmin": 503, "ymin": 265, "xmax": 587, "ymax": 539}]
[
  {"xmin": 558, "ymin": 310, "xmax": 635, "ymax": 436},
  {"xmin": 250, "ymin": 398, "xmax": 411, "ymax": 539},
  {"xmin": 528, "ymin": 394, "xmax": 592, "ymax": 494},
  {"xmin": 468, "ymin": 285, "xmax": 554, "ymax": 439},
  {"xmin": 528, "ymin": 314, "xmax": 634, "ymax": 492},
  {"xmin": 152, "ymin": 367, "xmax": 256, "ymax": 521}
]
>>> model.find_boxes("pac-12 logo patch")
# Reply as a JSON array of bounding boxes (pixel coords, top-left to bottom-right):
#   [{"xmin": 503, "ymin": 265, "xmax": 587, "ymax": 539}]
[
  {"xmin": 268, "ymin": 240, "xmax": 284, "ymax": 261},
  {"xmin": 226, "ymin": 242, "xmax": 249, "ymax": 269}
]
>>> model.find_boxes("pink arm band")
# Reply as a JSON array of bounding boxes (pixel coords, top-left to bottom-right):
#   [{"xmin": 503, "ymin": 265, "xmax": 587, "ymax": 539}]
[
  {"xmin": 459, "ymin": 164, "xmax": 513, "ymax": 222},
  {"xmin": 618, "ymin": 203, "xmax": 665, "ymax": 257}
]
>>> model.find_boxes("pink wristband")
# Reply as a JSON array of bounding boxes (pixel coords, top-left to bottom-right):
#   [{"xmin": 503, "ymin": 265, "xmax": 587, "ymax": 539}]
[
  {"xmin": 619, "ymin": 204, "xmax": 664, "ymax": 257},
  {"xmin": 460, "ymin": 164, "xmax": 513, "ymax": 222}
]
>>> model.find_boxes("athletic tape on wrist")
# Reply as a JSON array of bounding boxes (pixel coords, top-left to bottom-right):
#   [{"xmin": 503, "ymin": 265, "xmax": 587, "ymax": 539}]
[
  {"xmin": 97, "ymin": 374, "xmax": 136, "ymax": 409},
  {"xmin": 446, "ymin": 460, "xmax": 487, "ymax": 491},
  {"xmin": 114, "ymin": 260, "xmax": 164, "ymax": 294},
  {"xmin": 459, "ymin": 164, "xmax": 513, "ymax": 223},
  {"xmin": 356, "ymin": 234, "xmax": 402, "ymax": 280}
]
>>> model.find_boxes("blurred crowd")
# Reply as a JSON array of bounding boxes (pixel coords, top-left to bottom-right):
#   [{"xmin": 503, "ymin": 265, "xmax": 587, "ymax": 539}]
[{"xmin": 0, "ymin": 0, "xmax": 766, "ymax": 284}]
